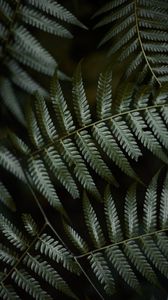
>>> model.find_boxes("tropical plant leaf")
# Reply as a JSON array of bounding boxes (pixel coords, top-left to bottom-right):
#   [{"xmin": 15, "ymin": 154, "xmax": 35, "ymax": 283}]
[
  {"xmin": 0, "ymin": 184, "xmax": 79, "ymax": 300},
  {"xmin": 93, "ymin": 0, "xmax": 168, "ymax": 85},
  {"xmin": 64, "ymin": 169, "xmax": 168, "ymax": 297},
  {"xmin": 0, "ymin": 0, "xmax": 84, "ymax": 122},
  {"xmin": 0, "ymin": 163, "xmax": 168, "ymax": 299},
  {"xmin": 0, "ymin": 67, "xmax": 167, "ymax": 214}
]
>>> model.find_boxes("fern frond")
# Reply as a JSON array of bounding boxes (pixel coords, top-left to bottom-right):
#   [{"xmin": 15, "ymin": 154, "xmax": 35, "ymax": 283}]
[
  {"xmin": 94, "ymin": 0, "xmax": 168, "ymax": 85},
  {"xmin": 83, "ymin": 192, "xmax": 105, "ymax": 248},
  {"xmin": 124, "ymin": 240, "xmax": 158, "ymax": 286},
  {"xmin": 23, "ymin": 254, "xmax": 78, "ymax": 299},
  {"xmin": 0, "ymin": 284, "xmax": 20, "ymax": 300},
  {"xmin": 27, "ymin": 156, "xmax": 64, "ymax": 213},
  {"xmin": 2, "ymin": 67, "xmax": 168, "ymax": 212},
  {"xmin": 26, "ymin": 0, "xmax": 86, "ymax": 28},
  {"xmin": 104, "ymin": 185, "xmax": 123, "ymax": 243},
  {"xmin": 160, "ymin": 172, "xmax": 168, "ymax": 228},
  {"xmin": 0, "ymin": 0, "xmax": 84, "ymax": 121},
  {"xmin": 143, "ymin": 171, "xmax": 159, "ymax": 233},
  {"xmin": 11, "ymin": 268, "xmax": 52, "ymax": 300},
  {"xmin": 0, "ymin": 146, "xmax": 25, "ymax": 182},
  {"xmin": 0, "ymin": 244, "xmax": 18, "ymax": 266},
  {"xmin": 63, "ymin": 222, "xmax": 89, "ymax": 254},
  {"xmin": 66, "ymin": 169, "xmax": 168, "ymax": 296},
  {"xmin": 72, "ymin": 64, "xmax": 92, "ymax": 127},
  {"xmin": 0, "ymin": 188, "xmax": 79, "ymax": 299},
  {"xmin": 106, "ymin": 244, "xmax": 140, "ymax": 291},
  {"xmin": 125, "ymin": 183, "xmax": 138, "ymax": 238},
  {"xmin": 0, "ymin": 181, "xmax": 16, "ymax": 211},
  {"xmin": 0, "ymin": 78, "xmax": 26, "ymax": 126},
  {"xmin": 88, "ymin": 252, "xmax": 115, "ymax": 295},
  {"xmin": 0, "ymin": 214, "xmax": 28, "ymax": 251},
  {"xmin": 22, "ymin": 214, "xmax": 39, "ymax": 237},
  {"xmin": 35, "ymin": 233, "xmax": 80, "ymax": 274}
]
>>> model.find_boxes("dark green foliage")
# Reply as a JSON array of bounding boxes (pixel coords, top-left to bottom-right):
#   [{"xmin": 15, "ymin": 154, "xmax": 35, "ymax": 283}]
[
  {"xmin": 0, "ymin": 168, "xmax": 168, "ymax": 299},
  {"xmin": 0, "ymin": 202, "xmax": 80, "ymax": 299},
  {"xmin": 0, "ymin": 0, "xmax": 83, "ymax": 123},
  {"xmin": 0, "ymin": 1, "xmax": 168, "ymax": 299},
  {"xmin": 94, "ymin": 0, "xmax": 168, "ymax": 85},
  {"xmin": 0, "ymin": 67, "xmax": 168, "ymax": 214}
]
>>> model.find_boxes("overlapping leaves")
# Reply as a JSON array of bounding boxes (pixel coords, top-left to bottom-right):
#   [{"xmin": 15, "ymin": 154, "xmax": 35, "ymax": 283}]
[
  {"xmin": 0, "ymin": 0, "xmax": 83, "ymax": 123},
  {"xmin": 0, "ymin": 66, "xmax": 168, "ymax": 214},
  {"xmin": 64, "ymin": 169, "xmax": 168, "ymax": 297},
  {"xmin": 0, "ymin": 188, "xmax": 80, "ymax": 299},
  {"xmin": 0, "ymin": 168, "xmax": 168, "ymax": 299},
  {"xmin": 94, "ymin": 0, "xmax": 168, "ymax": 85}
]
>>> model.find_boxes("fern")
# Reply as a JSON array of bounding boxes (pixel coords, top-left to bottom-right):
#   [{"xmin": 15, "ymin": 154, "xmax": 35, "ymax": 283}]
[
  {"xmin": 0, "ymin": 181, "xmax": 16, "ymax": 211},
  {"xmin": 1, "ymin": 167, "xmax": 168, "ymax": 298},
  {"xmin": 0, "ymin": 189, "xmax": 80, "ymax": 299},
  {"xmin": 64, "ymin": 169, "xmax": 168, "ymax": 297},
  {"xmin": 0, "ymin": 1, "xmax": 168, "ymax": 299},
  {"xmin": 0, "ymin": 66, "xmax": 168, "ymax": 214},
  {"xmin": 93, "ymin": 0, "xmax": 168, "ymax": 85},
  {"xmin": 0, "ymin": 0, "xmax": 84, "ymax": 122}
]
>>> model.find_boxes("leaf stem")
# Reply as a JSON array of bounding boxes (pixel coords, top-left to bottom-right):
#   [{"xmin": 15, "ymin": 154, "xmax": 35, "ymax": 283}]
[
  {"xmin": 20, "ymin": 103, "xmax": 167, "ymax": 160},
  {"xmin": 134, "ymin": 0, "xmax": 161, "ymax": 86},
  {"xmin": 75, "ymin": 227, "xmax": 168, "ymax": 259}
]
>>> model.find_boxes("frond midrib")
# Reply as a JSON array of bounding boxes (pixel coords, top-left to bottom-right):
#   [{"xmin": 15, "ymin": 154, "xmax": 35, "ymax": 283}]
[
  {"xmin": 0, "ymin": 223, "xmax": 47, "ymax": 286},
  {"xmin": 134, "ymin": 0, "xmax": 161, "ymax": 86},
  {"xmin": 23, "ymin": 103, "xmax": 168, "ymax": 160},
  {"xmin": 75, "ymin": 226, "xmax": 168, "ymax": 259}
]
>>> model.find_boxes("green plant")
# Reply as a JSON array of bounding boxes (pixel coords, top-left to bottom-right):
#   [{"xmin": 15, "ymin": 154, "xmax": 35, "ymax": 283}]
[
  {"xmin": 93, "ymin": 0, "xmax": 168, "ymax": 85},
  {"xmin": 1, "ymin": 66, "xmax": 168, "ymax": 212},
  {"xmin": 0, "ymin": 0, "xmax": 83, "ymax": 123},
  {"xmin": 0, "ymin": 169, "xmax": 168, "ymax": 299},
  {"xmin": 0, "ymin": 1, "xmax": 168, "ymax": 299}
]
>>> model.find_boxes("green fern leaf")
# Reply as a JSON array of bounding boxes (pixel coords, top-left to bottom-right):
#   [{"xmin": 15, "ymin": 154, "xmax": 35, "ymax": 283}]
[
  {"xmin": 160, "ymin": 172, "xmax": 168, "ymax": 228},
  {"xmin": 88, "ymin": 252, "xmax": 115, "ymax": 295},
  {"xmin": 124, "ymin": 241, "xmax": 158, "ymax": 285},
  {"xmin": 0, "ymin": 244, "xmax": 18, "ymax": 266},
  {"xmin": 19, "ymin": 6, "xmax": 72, "ymax": 38},
  {"xmin": 1, "ymin": 67, "xmax": 168, "ymax": 212},
  {"xmin": 94, "ymin": 0, "xmax": 168, "ymax": 84},
  {"xmin": 75, "ymin": 130, "xmax": 114, "ymax": 183},
  {"xmin": 11, "ymin": 268, "xmax": 52, "ymax": 300},
  {"xmin": 26, "ymin": 0, "xmax": 86, "ymax": 28},
  {"xmin": 0, "ymin": 146, "xmax": 25, "ymax": 182},
  {"xmin": 22, "ymin": 214, "xmax": 39, "ymax": 237},
  {"xmin": 125, "ymin": 183, "xmax": 138, "ymax": 238},
  {"xmin": 0, "ymin": 284, "xmax": 20, "ymax": 300},
  {"xmin": 106, "ymin": 245, "xmax": 140, "ymax": 291},
  {"xmin": 104, "ymin": 185, "xmax": 123, "ymax": 243},
  {"xmin": 0, "ymin": 181, "xmax": 16, "ymax": 211},
  {"xmin": 43, "ymin": 146, "xmax": 79, "ymax": 199},
  {"xmin": 96, "ymin": 69, "xmax": 113, "ymax": 119},
  {"xmin": 34, "ymin": 93, "xmax": 57, "ymax": 142},
  {"xmin": 143, "ymin": 171, "xmax": 159, "ymax": 233},
  {"xmin": 35, "ymin": 233, "xmax": 80, "ymax": 274},
  {"xmin": 23, "ymin": 254, "xmax": 78, "ymax": 299},
  {"xmin": 0, "ymin": 0, "xmax": 84, "ymax": 121},
  {"xmin": 63, "ymin": 169, "xmax": 168, "ymax": 296},
  {"xmin": 141, "ymin": 236, "xmax": 168, "ymax": 279},
  {"xmin": 72, "ymin": 64, "xmax": 92, "ymax": 127},
  {"xmin": 50, "ymin": 76, "xmax": 75, "ymax": 135},
  {"xmin": 92, "ymin": 122, "xmax": 138, "ymax": 178},
  {"xmin": 0, "ymin": 214, "xmax": 28, "ymax": 251},
  {"xmin": 83, "ymin": 192, "xmax": 105, "ymax": 248},
  {"xmin": 63, "ymin": 222, "xmax": 89, "ymax": 254},
  {"xmin": 27, "ymin": 156, "xmax": 64, "ymax": 212},
  {"xmin": 0, "ymin": 188, "xmax": 79, "ymax": 299}
]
